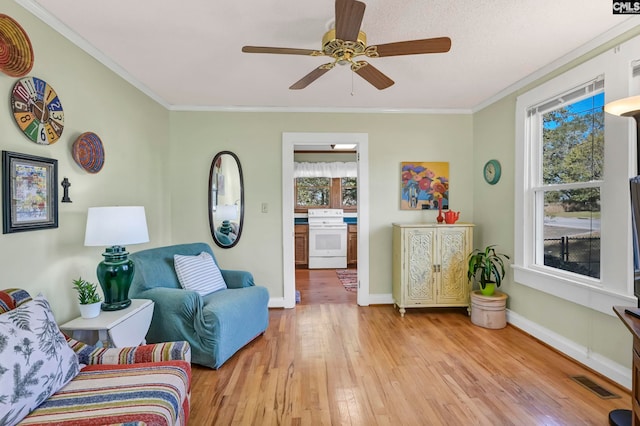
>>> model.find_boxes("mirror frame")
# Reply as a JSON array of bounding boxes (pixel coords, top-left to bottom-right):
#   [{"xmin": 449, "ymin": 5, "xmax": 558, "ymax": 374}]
[{"xmin": 208, "ymin": 151, "xmax": 244, "ymax": 248}]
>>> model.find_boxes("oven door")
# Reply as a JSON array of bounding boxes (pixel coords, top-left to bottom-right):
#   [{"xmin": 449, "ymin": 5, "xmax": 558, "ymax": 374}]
[{"xmin": 308, "ymin": 225, "xmax": 347, "ymax": 257}]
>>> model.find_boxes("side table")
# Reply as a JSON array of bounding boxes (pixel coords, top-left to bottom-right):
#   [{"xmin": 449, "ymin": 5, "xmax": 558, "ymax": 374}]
[{"xmin": 60, "ymin": 299, "xmax": 154, "ymax": 348}]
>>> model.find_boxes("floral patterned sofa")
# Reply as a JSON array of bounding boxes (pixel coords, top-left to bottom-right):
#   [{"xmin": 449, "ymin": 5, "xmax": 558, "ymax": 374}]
[{"xmin": 0, "ymin": 288, "xmax": 192, "ymax": 426}]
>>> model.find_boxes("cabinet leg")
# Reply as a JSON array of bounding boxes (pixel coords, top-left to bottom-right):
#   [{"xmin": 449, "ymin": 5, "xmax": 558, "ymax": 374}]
[{"xmin": 399, "ymin": 307, "xmax": 405, "ymax": 317}]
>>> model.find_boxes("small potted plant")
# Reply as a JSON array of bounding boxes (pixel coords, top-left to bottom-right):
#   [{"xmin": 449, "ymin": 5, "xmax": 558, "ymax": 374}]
[
  {"xmin": 72, "ymin": 277, "xmax": 102, "ymax": 318},
  {"xmin": 467, "ymin": 245, "xmax": 510, "ymax": 296}
]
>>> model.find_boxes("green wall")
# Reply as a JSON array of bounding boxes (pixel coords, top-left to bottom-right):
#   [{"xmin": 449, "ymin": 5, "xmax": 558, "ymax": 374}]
[
  {"xmin": 473, "ymin": 94, "xmax": 632, "ymax": 368},
  {"xmin": 0, "ymin": 3, "xmax": 170, "ymax": 323},
  {"xmin": 168, "ymin": 112, "xmax": 473, "ymax": 298}
]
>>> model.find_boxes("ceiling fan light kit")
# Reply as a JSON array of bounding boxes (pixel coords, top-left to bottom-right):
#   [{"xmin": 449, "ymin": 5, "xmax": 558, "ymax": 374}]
[{"xmin": 242, "ymin": 0, "xmax": 451, "ymax": 91}]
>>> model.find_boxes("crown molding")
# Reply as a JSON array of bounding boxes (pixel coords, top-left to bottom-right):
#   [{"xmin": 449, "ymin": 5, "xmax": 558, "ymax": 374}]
[{"xmin": 168, "ymin": 104, "xmax": 473, "ymax": 114}]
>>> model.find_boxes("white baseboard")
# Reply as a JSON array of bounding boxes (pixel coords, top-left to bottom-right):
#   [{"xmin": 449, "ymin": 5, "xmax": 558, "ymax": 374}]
[
  {"xmin": 269, "ymin": 297, "xmax": 287, "ymax": 308},
  {"xmin": 507, "ymin": 309, "xmax": 632, "ymax": 390},
  {"xmin": 367, "ymin": 293, "xmax": 394, "ymax": 305}
]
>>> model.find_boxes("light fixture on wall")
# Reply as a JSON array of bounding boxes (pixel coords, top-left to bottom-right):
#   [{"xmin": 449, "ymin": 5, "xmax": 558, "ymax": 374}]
[
  {"xmin": 604, "ymin": 95, "xmax": 640, "ymax": 170},
  {"xmin": 84, "ymin": 206, "xmax": 149, "ymax": 311}
]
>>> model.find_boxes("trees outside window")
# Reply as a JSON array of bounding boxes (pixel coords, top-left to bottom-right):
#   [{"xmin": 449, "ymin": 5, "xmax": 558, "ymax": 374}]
[
  {"xmin": 295, "ymin": 177, "xmax": 357, "ymax": 211},
  {"xmin": 539, "ymin": 93, "xmax": 603, "ymax": 279}
]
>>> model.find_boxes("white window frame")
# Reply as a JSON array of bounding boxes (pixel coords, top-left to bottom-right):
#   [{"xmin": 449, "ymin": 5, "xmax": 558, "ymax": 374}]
[
  {"xmin": 515, "ymin": 39, "xmax": 639, "ymax": 316},
  {"xmin": 530, "ymin": 80, "xmax": 604, "ymax": 276}
]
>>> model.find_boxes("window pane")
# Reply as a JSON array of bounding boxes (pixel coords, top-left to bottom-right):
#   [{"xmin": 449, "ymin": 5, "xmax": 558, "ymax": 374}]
[
  {"xmin": 296, "ymin": 177, "xmax": 330, "ymax": 207},
  {"xmin": 341, "ymin": 177, "xmax": 357, "ymax": 207},
  {"xmin": 542, "ymin": 188, "xmax": 600, "ymax": 278},
  {"xmin": 542, "ymin": 93, "xmax": 604, "ymax": 185}
]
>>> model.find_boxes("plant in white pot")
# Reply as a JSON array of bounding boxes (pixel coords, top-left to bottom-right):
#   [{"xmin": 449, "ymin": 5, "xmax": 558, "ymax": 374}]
[
  {"xmin": 467, "ymin": 245, "xmax": 510, "ymax": 296},
  {"xmin": 72, "ymin": 277, "xmax": 102, "ymax": 318}
]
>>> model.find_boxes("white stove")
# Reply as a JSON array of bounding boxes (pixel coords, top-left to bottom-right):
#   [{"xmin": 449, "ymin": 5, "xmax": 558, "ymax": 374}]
[{"xmin": 307, "ymin": 209, "xmax": 347, "ymax": 269}]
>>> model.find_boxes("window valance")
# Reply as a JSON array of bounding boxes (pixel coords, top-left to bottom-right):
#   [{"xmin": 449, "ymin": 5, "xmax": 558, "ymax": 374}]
[{"xmin": 294, "ymin": 162, "xmax": 357, "ymax": 178}]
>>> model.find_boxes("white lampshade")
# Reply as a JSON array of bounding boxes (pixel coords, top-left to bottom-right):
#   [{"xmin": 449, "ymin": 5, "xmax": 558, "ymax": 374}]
[
  {"xmin": 84, "ymin": 206, "xmax": 150, "ymax": 247},
  {"xmin": 216, "ymin": 205, "xmax": 238, "ymax": 222},
  {"xmin": 604, "ymin": 95, "xmax": 640, "ymax": 117}
]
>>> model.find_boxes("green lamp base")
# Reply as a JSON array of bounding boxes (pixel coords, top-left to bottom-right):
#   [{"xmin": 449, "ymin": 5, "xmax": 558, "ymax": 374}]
[
  {"xmin": 219, "ymin": 220, "xmax": 232, "ymax": 235},
  {"xmin": 97, "ymin": 245, "xmax": 134, "ymax": 311}
]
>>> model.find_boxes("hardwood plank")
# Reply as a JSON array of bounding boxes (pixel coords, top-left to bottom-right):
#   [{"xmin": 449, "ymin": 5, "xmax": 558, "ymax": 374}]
[
  {"xmin": 189, "ymin": 270, "xmax": 631, "ymax": 425},
  {"xmin": 295, "ymin": 268, "xmax": 357, "ymax": 305}
]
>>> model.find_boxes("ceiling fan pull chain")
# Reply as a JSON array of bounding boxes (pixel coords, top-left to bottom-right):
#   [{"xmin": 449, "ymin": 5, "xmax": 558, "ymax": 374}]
[{"xmin": 351, "ymin": 71, "xmax": 355, "ymax": 96}]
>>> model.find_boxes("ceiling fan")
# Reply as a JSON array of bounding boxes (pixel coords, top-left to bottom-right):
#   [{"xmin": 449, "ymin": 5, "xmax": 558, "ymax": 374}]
[{"xmin": 241, "ymin": 0, "xmax": 451, "ymax": 90}]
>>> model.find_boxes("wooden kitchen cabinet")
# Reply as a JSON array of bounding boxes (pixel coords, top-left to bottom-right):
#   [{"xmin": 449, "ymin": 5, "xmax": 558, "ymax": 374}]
[
  {"xmin": 392, "ymin": 223, "xmax": 474, "ymax": 317},
  {"xmin": 347, "ymin": 224, "xmax": 357, "ymax": 267},
  {"xmin": 295, "ymin": 224, "xmax": 308, "ymax": 268}
]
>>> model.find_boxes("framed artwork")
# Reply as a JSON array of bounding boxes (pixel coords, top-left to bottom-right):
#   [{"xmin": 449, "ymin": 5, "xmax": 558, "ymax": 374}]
[
  {"xmin": 401, "ymin": 161, "xmax": 449, "ymax": 210},
  {"xmin": 2, "ymin": 151, "xmax": 58, "ymax": 233}
]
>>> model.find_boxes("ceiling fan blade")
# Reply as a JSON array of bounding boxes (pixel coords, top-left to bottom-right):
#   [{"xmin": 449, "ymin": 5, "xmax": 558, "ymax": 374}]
[
  {"xmin": 352, "ymin": 61, "xmax": 394, "ymax": 90},
  {"xmin": 371, "ymin": 37, "xmax": 452, "ymax": 57},
  {"xmin": 289, "ymin": 65, "xmax": 333, "ymax": 90},
  {"xmin": 242, "ymin": 46, "xmax": 320, "ymax": 56},
  {"xmin": 335, "ymin": 0, "xmax": 366, "ymax": 41}
]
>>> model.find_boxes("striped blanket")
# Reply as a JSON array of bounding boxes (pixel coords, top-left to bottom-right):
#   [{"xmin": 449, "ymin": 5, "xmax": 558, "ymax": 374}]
[{"xmin": 18, "ymin": 360, "xmax": 191, "ymax": 425}]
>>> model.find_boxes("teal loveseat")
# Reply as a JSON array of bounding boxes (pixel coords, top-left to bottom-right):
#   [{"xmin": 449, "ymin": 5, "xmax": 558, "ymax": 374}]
[{"xmin": 128, "ymin": 242, "xmax": 269, "ymax": 369}]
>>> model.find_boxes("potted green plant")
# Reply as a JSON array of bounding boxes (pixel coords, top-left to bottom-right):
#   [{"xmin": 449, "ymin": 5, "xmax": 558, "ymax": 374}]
[
  {"xmin": 467, "ymin": 245, "xmax": 510, "ymax": 296},
  {"xmin": 72, "ymin": 277, "xmax": 102, "ymax": 318}
]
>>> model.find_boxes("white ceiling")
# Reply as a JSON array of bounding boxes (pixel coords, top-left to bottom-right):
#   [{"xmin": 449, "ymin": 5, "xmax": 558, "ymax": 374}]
[{"xmin": 18, "ymin": 0, "xmax": 640, "ymax": 112}]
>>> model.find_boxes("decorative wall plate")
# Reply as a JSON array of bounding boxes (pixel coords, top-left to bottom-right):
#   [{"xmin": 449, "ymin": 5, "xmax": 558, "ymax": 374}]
[
  {"xmin": 11, "ymin": 76, "xmax": 64, "ymax": 145},
  {"xmin": 73, "ymin": 132, "xmax": 104, "ymax": 173},
  {"xmin": 0, "ymin": 14, "xmax": 34, "ymax": 77}
]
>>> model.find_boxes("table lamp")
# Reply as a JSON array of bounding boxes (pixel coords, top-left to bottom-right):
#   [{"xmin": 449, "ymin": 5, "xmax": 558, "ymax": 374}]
[
  {"xmin": 604, "ymin": 95, "xmax": 640, "ymax": 171},
  {"xmin": 84, "ymin": 206, "xmax": 149, "ymax": 311}
]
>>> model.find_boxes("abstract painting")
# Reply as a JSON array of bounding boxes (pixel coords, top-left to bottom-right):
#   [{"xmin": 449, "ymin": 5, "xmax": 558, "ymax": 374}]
[{"xmin": 400, "ymin": 162, "xmax": 449, "ymax": 210}]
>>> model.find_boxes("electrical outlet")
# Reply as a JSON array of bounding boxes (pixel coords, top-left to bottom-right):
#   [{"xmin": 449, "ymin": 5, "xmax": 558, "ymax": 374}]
[{"xmin": 261, "ymin": 202, "xmax": 268, "ymax": 213}]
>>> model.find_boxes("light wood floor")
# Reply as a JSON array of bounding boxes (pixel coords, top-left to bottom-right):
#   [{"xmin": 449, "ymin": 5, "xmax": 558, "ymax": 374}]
[{"xmin": 189, "ymin": 269, "xmax": 631, "ymax": 425}]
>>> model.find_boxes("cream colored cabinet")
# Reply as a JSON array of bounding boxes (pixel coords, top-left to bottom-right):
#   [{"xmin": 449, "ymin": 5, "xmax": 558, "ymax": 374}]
[{"xmin": 392, "ymin": 223, "xmax": 474, "ymax": 317}]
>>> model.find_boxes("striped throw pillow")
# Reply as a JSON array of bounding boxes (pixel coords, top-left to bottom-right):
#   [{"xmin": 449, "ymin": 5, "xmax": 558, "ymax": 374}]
[{"xmin": 174, "ymin": 252, "xmax": 227, "ymax": 296}]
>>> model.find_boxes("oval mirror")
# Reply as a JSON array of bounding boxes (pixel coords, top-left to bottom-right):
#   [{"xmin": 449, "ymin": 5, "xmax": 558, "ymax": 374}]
[{"xmin": 208, "ymin": 151, "xmax": 244, "ymax": 248}]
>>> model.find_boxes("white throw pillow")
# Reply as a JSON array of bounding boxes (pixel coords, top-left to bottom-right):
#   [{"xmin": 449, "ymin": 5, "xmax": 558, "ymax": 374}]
[
  {"xmin": 174, "ymin": 251, "xmax": 227, "ymax": 296},
  {"xmin": 0, "ymin": 295, "xmax": 80, "ymax": 425}
]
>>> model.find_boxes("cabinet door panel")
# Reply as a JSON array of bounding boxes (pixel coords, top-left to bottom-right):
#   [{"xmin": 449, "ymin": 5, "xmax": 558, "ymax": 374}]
[
  {"xmin": 295, "ymin": 225, "xmax": 308, "ymax": 266},
  {"xmin": 438, "ymin": 227, "xmax": 469, "ymax": 304},
  {"xmin": 406, "ymin": 228, "xmax": 436, "ymax": 304},
  {"xmin": 347, "ymin": 224, "xmax": 358, "ymax": 267}
]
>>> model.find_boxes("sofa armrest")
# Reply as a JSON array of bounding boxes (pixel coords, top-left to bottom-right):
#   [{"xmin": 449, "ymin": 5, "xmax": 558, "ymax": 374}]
[
  {"xmin": 66, "ymin": 335, "xmax": 191, "ymax": 365},
  {"xmin": 137, "ymin": 286, "xmax": 201, "ymax": 319},
  {"xmin": 221, "ymin": 269, "xmax": 255, "ymax": 288},
  {"xmin": 135, "ymin": 287, "xmax": 207, "ymax": 344},
  {"xmin": 0, "ymin": 288, "xmax": 32, "ymax": 314}
]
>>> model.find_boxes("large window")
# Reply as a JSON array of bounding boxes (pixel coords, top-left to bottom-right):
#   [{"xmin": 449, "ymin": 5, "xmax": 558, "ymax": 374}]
[
  {"xmin": 536, "ymin": 90, "xmax": 604, "ymax": 279},
  {"xmin": 514, "ymin": 39, "xmax": 639, "ymax": 314}
]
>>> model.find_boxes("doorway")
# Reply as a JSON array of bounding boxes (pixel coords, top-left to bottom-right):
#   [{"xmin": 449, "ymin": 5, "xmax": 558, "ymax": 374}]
[{"xmin": 282, "ymin": 132, "xmax": 370, "ymax": 308}]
